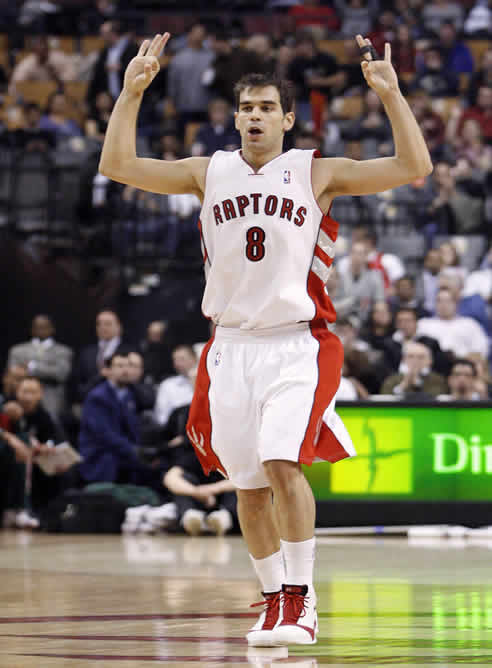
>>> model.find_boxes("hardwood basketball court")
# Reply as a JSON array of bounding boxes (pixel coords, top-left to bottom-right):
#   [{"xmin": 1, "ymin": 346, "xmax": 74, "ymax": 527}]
[{"xmin": 1, "ymin": 530, "xmax": 492, "ymax": 666}]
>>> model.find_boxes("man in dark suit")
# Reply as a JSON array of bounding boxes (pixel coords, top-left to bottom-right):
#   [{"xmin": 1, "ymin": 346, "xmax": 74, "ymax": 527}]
[
  {"xmin": 78, "ymin": 352, "xmax": 167, "ymax": 496},
  {"xmin": 86, "ymin": 21, "xmax": 138, "ymax": 114},
  {"xmin": 74, "ymin": 309, "xmax": 123, "ymax": 402}
]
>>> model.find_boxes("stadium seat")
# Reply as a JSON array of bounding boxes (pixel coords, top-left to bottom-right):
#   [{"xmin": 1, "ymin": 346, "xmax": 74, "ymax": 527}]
[
  {"xmin": 13, "ymin": 81, "xmax": 58, "ymax": 108},
  {"xmin": 465, "ymin": 40, "xmax": 491, "ymax": 68}
]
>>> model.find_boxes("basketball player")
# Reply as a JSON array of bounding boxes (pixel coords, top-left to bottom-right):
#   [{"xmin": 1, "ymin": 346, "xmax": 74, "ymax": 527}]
[{"xmin": 99, "ymin": 33, "xmax": 432, "ymax": 647}]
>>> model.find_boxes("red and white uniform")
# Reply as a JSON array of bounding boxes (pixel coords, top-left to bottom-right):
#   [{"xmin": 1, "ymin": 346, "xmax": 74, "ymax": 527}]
[{"xmin": 187, "ymin": 149, "xmax": 356, "ymax": 488}]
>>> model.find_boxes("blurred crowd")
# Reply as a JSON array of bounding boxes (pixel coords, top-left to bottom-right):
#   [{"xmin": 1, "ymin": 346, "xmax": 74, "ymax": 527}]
[{"xmin": 1, "ymin": 0, "xmax": 492, "ymax": 529}]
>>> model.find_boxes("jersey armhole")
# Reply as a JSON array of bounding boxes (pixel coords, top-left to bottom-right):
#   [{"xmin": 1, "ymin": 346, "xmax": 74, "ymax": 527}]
[{"xmin": 310, "ymin": 149, "xmax": 333, "ymax": 217}]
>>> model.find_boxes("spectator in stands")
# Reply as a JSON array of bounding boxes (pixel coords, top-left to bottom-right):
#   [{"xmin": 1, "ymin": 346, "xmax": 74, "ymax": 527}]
[
  {"xmin": 467, "ymin": 49, "xmax": 492, "ymax": 107},
  {"xmin": 329, "ymin": 39, "xmax": 366, "ymax": 98},
  {"xmin": 1, "ymin": 364, "xmax": 28, "ymax": 405},
  {"xmin": 381, "ymin": 340, "xmax": 447, "ymax": 397},
  {"xmin": 464, "ymin": 0, "xmax": 492, "ymax": 38},
  {"xmin": 467, "ymin": 352, "xmax": 492, "ymax": 398},
  {"xmin": 10, "ymin": 102, "xmax": 56, "ymax": 153},
  {"xmin": 86, "ymin": 20, "xmax": 137, "ymax": 112},
  {"xmin": 412, "ymin": 46, "xmax": 459, "ymax": 98},
  {"xmin": 365, "ymin": 227, "xmax": 406, "ymax": 290},
  {"xmin": 368, "ymin": 10, "xmax": 398, "ymax": 55},
  {"xmin": 452, "ymin": 118, "xmax": 492, "ymax": 173},
  {"xmin": 336, "ymin": 241, "xmax": 385, "ymax": 323},
  {"xmin": 320, "ymin": 105, "xmax": 344, "ymax": 157},
  {"xmin": 456, "ymin": 86, "xmax": 492, "ymax": 143},
  {"xmin": 343, "ymin": 89, "xmax": 392, "ymax": 159},
  {"xmin": 287, "ymin": 32, "xmax": 339, "ymax": 124},
  {"xmin": 154, "ymin": 344, "xmax": 197, "ymax": 429},
  {"xmin": 288, "ymin": 0, "xmax": 340, "ymax": 37},
  {"xmin": 245, "ymin": 34, "xmax": 276, "ymax": 74},
  {"xmin": 82, "ymin": 0, "xmax": 119, "ymax": 35},
  {"xmin": 441, "ymin": 358, "xmax": 482, "ymax": 400},
  {"xmin": 426, "ymin": 161, "xmax": 484, "ymax": 235},
  {"xmin": 438, "ymin": 240, "xmax": 468, "ymax": 283},
  {"xmin": 84, "ymin": 90, "xmax": 114, "ymax": 144},
  {"xmin": 360, "ymin": 300, "xmax": 401, "ymax": 371},
  {"xmin": 74, "ymin": 309, "xmax": 123, "ymax": 402},
  {"xmin": 392, "ymin": 306, "xmax": 450, "ymax": 375},
  {"xmin": 421, "ymin": 0, "xmax": 464, "ymax": 36},
  {"xmin": 39, "ymin": 92, "xmax": 82, "ymax": 143},
  {"xmin": 8, "ymin": 35, "xmax": 77, "ymax": 95},
  {"xmin": 191, "ymin": 98, "xmax": 240, "ymax": 157},
  {"xmin": 334, "ymin": 0, "xmax": 379, "ymax": 38},
  {"xmin": 417, "ymin": 248, "xmax": 443, "ymax": 313},
  {"xmin": 410, "ymin": 88, "xmax": 446, "ymax": 160},
  {"xmin": 337, "ymin": 226, "xmax": 405, "ymax": 293},
  {"xmin": 438, "ymin": 270, "xmax": 491, "ymax": 335},
  {"xmin": 15, "ymin": 377, "xmax": 67, "ymax": 515},
  {"xmin": 438, "ymin": 21, "xmax": 474, "ymax": 76},
  {"xmin": 464, "ymin": 244, "xmax": 492, "ymax": 304},
  {"xmin": 391, "ymin": 23, "xmax": 416, "ymax": 75},
  {"xmin": 166, "ymin": 22, "xmax": 213, "ymax": 138},
  {"xmin": 204, "ymin": 27, "xmax": 268, "ymax": 107},
  {"xmin": 127, "ymin": 350, "xmax": 155, "ymax": 414},
  {"xmin": 78, "ymin": 352, "xmax": 170, "ymax": 495},
  {"xmin": 139, "ymin": 320, "xmax": 174, "ymax": 385},
  {"xmin": 389, "ymin": 276, "xmax": 430, "ymax": 319},
  {"xmin": 417, "ymin": 286, "xmax": 489, "ymax": 358},
  {"xmin": 7, "ymin": 315, "xmax": 72, "ymax": 420}
]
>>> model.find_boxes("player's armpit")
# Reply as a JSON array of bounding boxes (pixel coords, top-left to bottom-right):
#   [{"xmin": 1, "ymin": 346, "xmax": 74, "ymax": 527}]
[
  {"xmin": 100, "ymin": 156, "xmax": 210, "ymax": 198},
  {"xmin": 314, "ymin": 156, "xmax": 431, "ymax": 198}
]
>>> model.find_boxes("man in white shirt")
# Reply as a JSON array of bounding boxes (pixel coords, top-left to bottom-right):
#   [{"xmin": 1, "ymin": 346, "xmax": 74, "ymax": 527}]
[
  {"xmin": 154, "ymin": 344, "xmax": 197, "ymax": 427},
  {"xmin": 417, "ymin": 287, "xmax": 489, "ymax": 359}
]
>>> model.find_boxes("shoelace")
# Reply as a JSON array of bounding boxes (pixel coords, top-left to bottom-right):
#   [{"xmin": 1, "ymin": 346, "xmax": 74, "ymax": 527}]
[
  {"xmin": 250, "ymin": 592, "xmax": 282, "ymax": 629},
  {"xmin": 281, "ymin": 591, "xmax": 309, "ymax": 625}
]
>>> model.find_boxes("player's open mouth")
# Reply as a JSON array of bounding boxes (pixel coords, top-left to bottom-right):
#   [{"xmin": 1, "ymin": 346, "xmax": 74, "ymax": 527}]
[{"xmin": 248, "ymin": 127, "xmax": 263, "ymax": 136}]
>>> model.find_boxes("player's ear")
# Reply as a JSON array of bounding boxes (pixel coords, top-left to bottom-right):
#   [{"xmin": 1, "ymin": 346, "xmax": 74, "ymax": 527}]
[
  {"xmin": 234, "ymin": 111, "xmax": 239, "ymax": 131},
  {"xmin": 283, "ymin": 111, "xmax": 295, "ymax": 132}
]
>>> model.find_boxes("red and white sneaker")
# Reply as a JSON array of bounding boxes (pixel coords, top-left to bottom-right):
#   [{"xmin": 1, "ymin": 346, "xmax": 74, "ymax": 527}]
[
  {"xmin": 246, "ymin": 591, "xmax": 282, "ymax": 647},
  {"xmin": 272, "ymin": 584, "xmax": 318, "ymax": 646}
]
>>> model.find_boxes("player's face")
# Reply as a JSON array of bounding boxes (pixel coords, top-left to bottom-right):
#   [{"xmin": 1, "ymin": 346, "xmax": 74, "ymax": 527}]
[{"xmin": 235, "ymin": 86, "xmax": 294, "ymax": 152}]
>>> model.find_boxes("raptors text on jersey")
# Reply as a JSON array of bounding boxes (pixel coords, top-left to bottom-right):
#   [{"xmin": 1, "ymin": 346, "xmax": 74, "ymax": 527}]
[{"xmin": 198, "ymin": 149, "xmax": 338, "ymax": 330}]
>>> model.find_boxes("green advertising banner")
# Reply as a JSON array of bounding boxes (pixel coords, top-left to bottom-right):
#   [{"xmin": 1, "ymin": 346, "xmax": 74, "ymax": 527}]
[{"xmin": 304, "ymin": 405, "xmax": 492, "ymax": 502}]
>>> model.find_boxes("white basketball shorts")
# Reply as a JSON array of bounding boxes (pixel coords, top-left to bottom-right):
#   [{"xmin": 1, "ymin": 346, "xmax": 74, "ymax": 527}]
[{"xmin": 187, "ymin": 321, "xmax": 356, "ymax": 490}]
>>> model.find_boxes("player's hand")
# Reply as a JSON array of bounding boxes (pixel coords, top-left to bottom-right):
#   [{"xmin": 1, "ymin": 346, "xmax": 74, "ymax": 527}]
[
  {"xmin": 123, "ymin": 33, "xmax": 170, "ymax": 96},
  {"xmin": 356, "ymin": 35, "xmax": 399, "ymax": 99}
]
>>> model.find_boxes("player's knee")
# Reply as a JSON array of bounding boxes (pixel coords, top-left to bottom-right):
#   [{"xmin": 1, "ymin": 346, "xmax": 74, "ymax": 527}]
[
  {"xmin": 236, "ymin": 487, "xmax": 272, "ymax": 515},
  {"xmin": 262, "ymin": 459, "xmax": 302, "ymax": 493}
]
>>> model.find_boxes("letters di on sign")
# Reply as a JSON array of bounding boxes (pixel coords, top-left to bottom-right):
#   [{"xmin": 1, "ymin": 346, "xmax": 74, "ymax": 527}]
[{"xmin": 432, "ymin": 433, "xmax": 492, "ymax": 474}]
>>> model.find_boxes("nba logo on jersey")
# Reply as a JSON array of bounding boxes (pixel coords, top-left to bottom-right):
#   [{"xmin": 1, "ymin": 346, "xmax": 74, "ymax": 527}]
[
  {"xmin": 215, "ymin": 352, "xmax": 222, "ymax": 366},
  {"xmin": 283, "ymin": 170, "xmax": 291, "ymax": 184}
]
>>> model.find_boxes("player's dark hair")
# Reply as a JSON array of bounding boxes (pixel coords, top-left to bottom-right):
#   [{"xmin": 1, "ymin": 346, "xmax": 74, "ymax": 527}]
[{"xmin": 234, "ymin": 73, "xmax": 295, "ymax": 114}]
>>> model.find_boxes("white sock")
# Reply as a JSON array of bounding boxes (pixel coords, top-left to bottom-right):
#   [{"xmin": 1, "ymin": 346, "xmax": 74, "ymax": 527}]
[
  {"xmin": 280, "ymin": 537, "xmax": 315, "ymax": 588},
  {"xmin": 250, "ymin": 550, "xmax": 285, "ymax": 594}
]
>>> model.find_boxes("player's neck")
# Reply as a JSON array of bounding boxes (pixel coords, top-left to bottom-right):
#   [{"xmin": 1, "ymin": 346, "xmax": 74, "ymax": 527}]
[{"xmin": 241, "ymin": 145, "xmax": 283, "ymax": 172}]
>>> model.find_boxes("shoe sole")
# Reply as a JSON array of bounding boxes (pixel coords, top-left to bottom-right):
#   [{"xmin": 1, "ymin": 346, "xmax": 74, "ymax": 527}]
[
  {"xmin": 273, "ymin": 622, "xmax": 318, "ymax": 646},
  {"xmin": 246, "ymin": 630, "xmax": 277, "ymax": 647}
]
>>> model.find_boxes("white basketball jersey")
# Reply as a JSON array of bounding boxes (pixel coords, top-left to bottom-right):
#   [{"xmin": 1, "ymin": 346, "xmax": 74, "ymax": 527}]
[{"xmin": 198, "ymin": 149, "xmax": 338, "ymax": 330}]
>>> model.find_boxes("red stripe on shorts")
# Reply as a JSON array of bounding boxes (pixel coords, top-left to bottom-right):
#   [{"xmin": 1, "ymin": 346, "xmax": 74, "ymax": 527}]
[
  {"xmin": 186, "ymin": 335, "xmax": 226, "ymax": 477},
  {"xmin": 298, "ymin": 322, "xmax": 346, "ymax": 465}
]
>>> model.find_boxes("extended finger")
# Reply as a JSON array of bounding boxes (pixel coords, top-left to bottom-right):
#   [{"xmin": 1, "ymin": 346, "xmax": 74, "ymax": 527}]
[
  {"xmin": 385, "ymin": 42, "xmax": 391, "ymax": 61},
  {"xmin": 138, "ymin": 39, "xmax": 150, "ymax": 56},
  {"xmin": 147, "ymin": 33, "xmax": 163, "ymax": 56}
]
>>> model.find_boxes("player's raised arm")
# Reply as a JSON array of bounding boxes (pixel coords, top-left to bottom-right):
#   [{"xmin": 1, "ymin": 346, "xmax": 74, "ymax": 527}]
[
  {"xmin": 99, "ymin": 33, "xmax": 208, "ymax": 198},
  {"xmin": 314, "ymin": 36, "xmax": 433, "ymax": 199}
]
